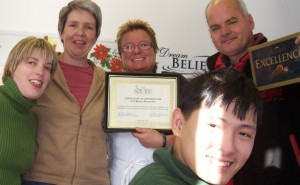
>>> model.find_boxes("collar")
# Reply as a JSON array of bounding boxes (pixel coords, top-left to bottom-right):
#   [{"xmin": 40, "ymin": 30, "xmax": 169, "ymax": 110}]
[{"xmin": 214, "ymin": 33, "xmax": 265, "ymax": 72}]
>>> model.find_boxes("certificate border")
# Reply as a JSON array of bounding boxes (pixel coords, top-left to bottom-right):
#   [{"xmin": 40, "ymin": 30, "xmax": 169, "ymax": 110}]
[{"xmin": 104, "ymin": 72, "xmax": 179, "ymax": 133}]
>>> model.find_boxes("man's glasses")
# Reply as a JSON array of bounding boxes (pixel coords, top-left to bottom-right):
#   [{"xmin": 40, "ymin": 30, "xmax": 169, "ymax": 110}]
[{"xmin": 121, "ymin": 41, "xmax": 153, "ymax": 53}]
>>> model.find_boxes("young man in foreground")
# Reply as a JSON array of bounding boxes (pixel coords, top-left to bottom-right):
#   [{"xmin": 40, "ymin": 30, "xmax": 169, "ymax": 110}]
[{"xmin": 129, "ymin": 68, "xmax": 262, "ymax": 185}]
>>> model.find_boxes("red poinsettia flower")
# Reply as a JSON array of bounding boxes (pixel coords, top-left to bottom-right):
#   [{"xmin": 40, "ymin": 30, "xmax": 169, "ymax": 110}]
[
  {"xmin": 110, "ymin": 58, "xmax": 123, "ymax": 72},
  {"xmin": 93, "ymin": 44, "xmax": 109, "ymax": 61}
]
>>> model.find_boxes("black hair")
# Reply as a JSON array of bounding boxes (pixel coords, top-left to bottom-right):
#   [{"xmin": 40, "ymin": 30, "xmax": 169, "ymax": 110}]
[{"xmin": 179, "ymin": 68, "xmax": 262, "ymax": 125}]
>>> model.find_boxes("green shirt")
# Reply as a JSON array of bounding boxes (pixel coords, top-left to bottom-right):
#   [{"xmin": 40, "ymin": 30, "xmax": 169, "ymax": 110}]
[
  {"xmin": 0, "ymin": 77, "xmax": 37, "ymax": 185},
  {"xmin": 129, "ymin": 146, "xmax": 209, "ymax": 185}
]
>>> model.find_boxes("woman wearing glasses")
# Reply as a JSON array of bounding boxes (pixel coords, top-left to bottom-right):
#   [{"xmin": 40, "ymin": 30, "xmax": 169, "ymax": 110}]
[
  {"xmin": 117, "ymin": 21, "xmax": 157, "ymax": 73},
  {"xmin": 108, "ymin": 19, "xmax": 180, "ymax": 185}
]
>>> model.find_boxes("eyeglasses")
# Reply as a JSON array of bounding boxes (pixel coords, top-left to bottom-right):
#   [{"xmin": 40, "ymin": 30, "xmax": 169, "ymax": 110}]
[{"xmin": 121, "ymin": 41, "xmax": 153, "ymax": 53}]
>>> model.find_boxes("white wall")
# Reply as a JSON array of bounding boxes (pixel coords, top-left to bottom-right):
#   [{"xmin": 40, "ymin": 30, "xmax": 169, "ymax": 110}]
[
  {"xmin": 1, "ymin": 0, "xmax": 299, "ymax": 53},
  {"xmin": 0, "ymin": 0, "xmax": 299, "ymax": 80}
]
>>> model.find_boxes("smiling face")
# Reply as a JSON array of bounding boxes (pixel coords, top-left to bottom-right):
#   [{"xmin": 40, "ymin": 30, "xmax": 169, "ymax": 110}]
[
  {"xmin": 11, "ymin": 49, "xmax": 53, "ymax": 100},
  {"xmin": 120, "ymin": 29, "xmax": 156, "ymax": 73},
  {"xmin": 206, "ymin": 0, "xmax": 254, "ymax": 64},
  {"xmin": 172, "ymin": 100, "xmax": 257, "ymax": 185},
  {"xmin": 59, "ymin": 8, "xmax": 97, "ymax": 66}
]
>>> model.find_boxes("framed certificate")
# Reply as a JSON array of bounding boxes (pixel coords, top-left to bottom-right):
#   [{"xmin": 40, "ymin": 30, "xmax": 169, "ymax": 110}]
[
  {"xmin": 249, "ymin": 32, "xmax": 300, "ymax": 91},
  {"xmin": 104, "ymin": 72, "xmax": 179, "ymax": 133}
]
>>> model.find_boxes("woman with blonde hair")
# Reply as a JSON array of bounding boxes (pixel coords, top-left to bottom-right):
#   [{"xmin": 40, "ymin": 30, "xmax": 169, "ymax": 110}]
[{"xmin": 0, "ymin": 36, "xmax": 57, "ymax": 185}]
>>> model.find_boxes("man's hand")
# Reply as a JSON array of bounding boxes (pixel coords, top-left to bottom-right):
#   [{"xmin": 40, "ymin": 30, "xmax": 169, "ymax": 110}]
[{"xmin": 295, "ymin": 35, "xmax": 300, "ymax": 45}]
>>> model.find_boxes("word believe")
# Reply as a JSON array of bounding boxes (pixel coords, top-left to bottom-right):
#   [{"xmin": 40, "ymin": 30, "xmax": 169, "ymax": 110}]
[{"xmin": 159, "ymin": 47, "xmax": 208, "ymax": 73}]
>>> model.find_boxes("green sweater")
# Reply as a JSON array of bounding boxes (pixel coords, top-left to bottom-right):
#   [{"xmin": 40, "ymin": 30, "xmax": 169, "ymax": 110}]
[
  {"xmin": 129, "ymin": 146, "xmax": 209, "ymax": 185},
  {"xmin": 0, "ymin": 77, "xmax": 37, "ymax": 185}
]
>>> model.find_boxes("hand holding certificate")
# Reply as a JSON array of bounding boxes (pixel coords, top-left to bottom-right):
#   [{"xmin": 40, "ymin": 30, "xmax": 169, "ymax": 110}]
[{"xmin": 104, "ymin": 72, "xmax": 179, "ymax": 133}]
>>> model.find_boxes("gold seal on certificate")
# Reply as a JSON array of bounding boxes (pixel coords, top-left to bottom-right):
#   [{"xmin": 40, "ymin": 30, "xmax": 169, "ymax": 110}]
[{"xmin": 104, "ymin": 72, "xmax": 179, "ymax": 133}]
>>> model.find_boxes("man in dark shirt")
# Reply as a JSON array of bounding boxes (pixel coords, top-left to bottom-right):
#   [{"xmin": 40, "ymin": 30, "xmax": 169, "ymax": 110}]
[{"xmin": 205, "ymin": 0, "xmax": 299, "ymax": 184}]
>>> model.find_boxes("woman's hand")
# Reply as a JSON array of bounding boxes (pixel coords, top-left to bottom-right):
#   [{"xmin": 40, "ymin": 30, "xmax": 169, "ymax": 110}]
[{"xmin": 132, "ymin": 128, "xmax": 174, "ymax": 148}]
